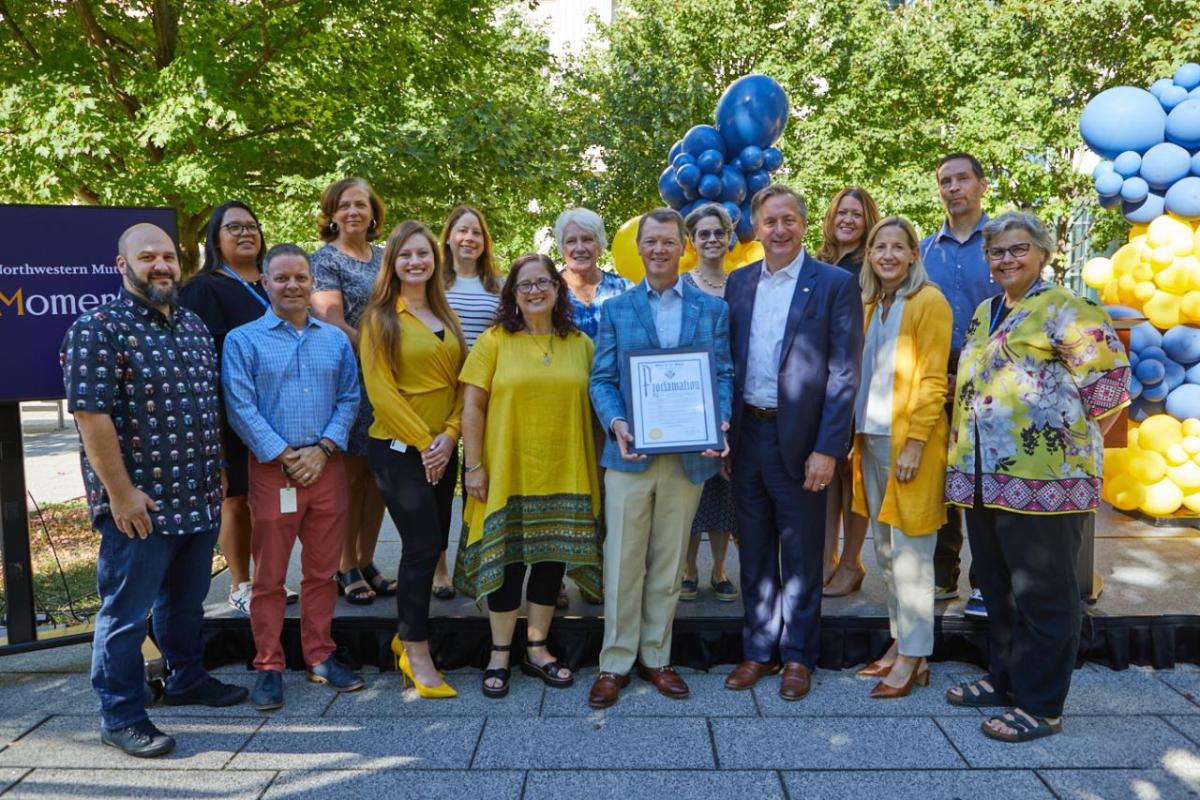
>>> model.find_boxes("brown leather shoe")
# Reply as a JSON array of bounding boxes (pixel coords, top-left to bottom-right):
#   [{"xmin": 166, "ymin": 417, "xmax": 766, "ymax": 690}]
[
  {"xmin": 724, "ymin": 660, "xmax": 782, "ymax": 690},
  {"xmin": 779, "ymin": 662, "xmax": 811, "ymax": 701},
  {"xmin": 587, "ymin": 672, "xmax": 629, "ymax": 708},
  {"xmin": 635, "ymin": 664, "xmax": 690, "ymax": 699}
]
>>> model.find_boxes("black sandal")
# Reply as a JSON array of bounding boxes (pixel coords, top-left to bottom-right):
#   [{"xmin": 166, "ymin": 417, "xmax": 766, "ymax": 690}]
[
  {"xmin": 336, "ymin": 568, "xmax": 375, "ymax": 606},
  {"xmin": 946, "ymin": 678, "xmax": 1014, "ymax": 707},
  {"xmin": 432, "ymin": 584, "xmax": 456, "ymax": 600},
  {"xmin": 482, "ymin": 644, "xmax": 511, "ymax": 699},
  {"xmin": 361, "ymin": 562, "xmax": 398, "ymax": 597},
  {"xmin": 520, "ymin": 639, "xmax": 574, "ymax": 688},
  {"xmin": 981, "ymin": 709, "xmax": 1063, "ymax": 743}
]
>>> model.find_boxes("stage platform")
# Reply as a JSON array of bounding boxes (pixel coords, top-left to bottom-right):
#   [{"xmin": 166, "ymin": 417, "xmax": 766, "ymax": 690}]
[{"xmin": 201, "ymin": 500, "xmax": 1200, "ymax": 673}]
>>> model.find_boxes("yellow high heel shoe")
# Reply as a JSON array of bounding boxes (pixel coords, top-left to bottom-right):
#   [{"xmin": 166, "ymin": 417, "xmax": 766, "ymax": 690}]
[{"xmin": 391, "ymin": 635, "xmax": 457, "ymax": 699}]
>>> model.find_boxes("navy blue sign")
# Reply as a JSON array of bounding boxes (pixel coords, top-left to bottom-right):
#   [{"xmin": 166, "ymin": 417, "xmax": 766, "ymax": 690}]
[{"xmin": 0, "ymin": 205, "xmax": 178, "ymax": 402}]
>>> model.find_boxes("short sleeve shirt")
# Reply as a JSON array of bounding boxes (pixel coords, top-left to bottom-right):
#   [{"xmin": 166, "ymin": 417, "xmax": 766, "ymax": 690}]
[
  {"xmin": 59, "ymin": 290, "xmax": 223, "ymax": 535},
  {"xmin": 565, "ymin": 270, "xmax": 634, "ymax": 339},
  {"xmin": 310, "ymin": 243, "xmax": 383, "ymax": 328}
]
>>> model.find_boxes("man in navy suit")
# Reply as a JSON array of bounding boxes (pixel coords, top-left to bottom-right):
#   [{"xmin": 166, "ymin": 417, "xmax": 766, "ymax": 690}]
[
  {"xmin": 723, "ymin": 185, "xmax": 863, "ymax": 700},
  {"xmin": 588, "ymin": 208, "xmax": 734, "ymax": 709}
]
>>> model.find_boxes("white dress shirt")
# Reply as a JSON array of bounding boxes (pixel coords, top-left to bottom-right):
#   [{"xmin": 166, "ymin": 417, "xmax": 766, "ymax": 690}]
[
  {"xmin": 744, "ymin": 250, "xmax": 805, "ymax": 408},
  {"xmin": 855, "ymin": 298, "xmax": 905, "ymax": 435}
]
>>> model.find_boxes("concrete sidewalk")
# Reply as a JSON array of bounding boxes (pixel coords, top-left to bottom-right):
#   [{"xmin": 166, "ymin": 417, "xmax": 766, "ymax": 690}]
[{"xmin": 0, "ymin": 645, "xmax": 1195, "ymax": 798}]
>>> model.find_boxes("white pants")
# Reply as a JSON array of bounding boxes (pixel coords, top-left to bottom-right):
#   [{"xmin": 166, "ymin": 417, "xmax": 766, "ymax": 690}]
[{"xmin": 861, "ymin": 434, "xmax": 935, "ymax": 657}]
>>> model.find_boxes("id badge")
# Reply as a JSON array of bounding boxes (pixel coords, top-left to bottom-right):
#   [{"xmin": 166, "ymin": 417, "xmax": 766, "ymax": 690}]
[
  {"xmin": 390, "ymin": 439, "xmax": 407, "ymax": 453},
  {"xmin": 280, "ymin": 487, "xmax": 298, "ymax": 514}
]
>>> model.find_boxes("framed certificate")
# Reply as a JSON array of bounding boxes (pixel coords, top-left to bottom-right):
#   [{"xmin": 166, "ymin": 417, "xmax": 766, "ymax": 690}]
[{"xmin": 623, "ymin": 346, "xmax": 722, "ymax": 454}]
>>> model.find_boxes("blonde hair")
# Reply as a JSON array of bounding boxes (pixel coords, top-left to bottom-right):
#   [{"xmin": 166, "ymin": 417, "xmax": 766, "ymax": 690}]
[
  {"xmin": 860, "ymin": 216, "xmax": 933, "ymax": 304},
  {"xmin": 816, "ymin": 186, "xmax": 881, "ymax": 265}
]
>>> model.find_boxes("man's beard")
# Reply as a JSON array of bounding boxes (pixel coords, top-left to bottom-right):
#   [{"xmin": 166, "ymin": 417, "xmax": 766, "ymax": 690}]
[{"xmin": 128, "ymin": 270, "xmax": 180, "ymax": 306}]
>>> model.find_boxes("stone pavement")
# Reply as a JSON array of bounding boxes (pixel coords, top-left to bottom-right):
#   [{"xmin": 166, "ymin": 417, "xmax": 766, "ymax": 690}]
[{"xmin": 0, "ymin": 645, "xmax": 1196, "ymax": 798}]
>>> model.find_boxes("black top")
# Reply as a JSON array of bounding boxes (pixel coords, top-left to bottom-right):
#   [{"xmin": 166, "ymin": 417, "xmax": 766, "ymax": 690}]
[
  {"xmin": 835, "ymin": 251, "xmax": 864, "ymax": 277},
  {"xmin": 59, "ymin": 290, "xmax": 223, "ymax": 535},
  {"xmin": 178, "ymin": 269, "xmax": 269, "ymax": 358}
]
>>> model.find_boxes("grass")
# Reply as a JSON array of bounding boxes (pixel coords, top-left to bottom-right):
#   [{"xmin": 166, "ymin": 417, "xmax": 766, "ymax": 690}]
[{"xmin": 0, "ymin": 498, "xmax": 227, "ymax": 628}]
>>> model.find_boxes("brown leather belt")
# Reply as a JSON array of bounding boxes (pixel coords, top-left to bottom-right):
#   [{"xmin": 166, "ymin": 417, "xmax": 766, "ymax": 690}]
[{"xmin": 743, "ymin": 403, "xmax": 778, "ymax": 421}]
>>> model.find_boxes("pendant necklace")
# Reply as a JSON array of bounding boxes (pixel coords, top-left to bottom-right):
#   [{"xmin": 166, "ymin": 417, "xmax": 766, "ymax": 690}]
[
  {"xmin": 527, "ymin": 330, "xmax": 554, "ymax": 365},
  {"xmin": 694, "ymin": 269, "xmax": 726, "ymax": 291}
]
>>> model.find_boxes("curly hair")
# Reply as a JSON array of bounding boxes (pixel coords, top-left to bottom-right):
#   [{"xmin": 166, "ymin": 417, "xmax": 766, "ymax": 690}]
[
  {"xmin": 317, "ymin": 177, "xmax": 386, "ymax": 242},
  {"xmin": 495, "ymin": 253, "xmax": 578, "ymax": 337}
]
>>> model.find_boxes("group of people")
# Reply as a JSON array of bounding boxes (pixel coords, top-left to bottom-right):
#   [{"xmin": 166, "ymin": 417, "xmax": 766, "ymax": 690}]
[{"xmin": 60, "ymin": 151, "xmax": 1130, "ymax": 759}]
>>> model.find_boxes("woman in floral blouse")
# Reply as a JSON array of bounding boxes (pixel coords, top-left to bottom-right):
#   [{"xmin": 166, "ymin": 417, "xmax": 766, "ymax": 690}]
[{"xmin": 943, "ymin": 211, "xmax": 1130, "ymax": 743}]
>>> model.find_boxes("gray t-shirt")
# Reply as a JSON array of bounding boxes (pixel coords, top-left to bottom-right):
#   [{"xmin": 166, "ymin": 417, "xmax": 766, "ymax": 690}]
[{"xmin": 310, "ymin": 243, "xmax": 383, "ymax": 328}]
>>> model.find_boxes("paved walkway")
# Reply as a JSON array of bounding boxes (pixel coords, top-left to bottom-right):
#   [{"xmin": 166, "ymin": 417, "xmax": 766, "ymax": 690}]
[{"xmin": 0, "ymin": 645, "xmax": 1196, "ymax": 798}]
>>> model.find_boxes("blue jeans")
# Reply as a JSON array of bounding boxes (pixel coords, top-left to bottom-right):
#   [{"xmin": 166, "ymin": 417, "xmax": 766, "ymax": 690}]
[{"xmin": 91, "ymin": 516, "xmax": 217, "ymax": 731}]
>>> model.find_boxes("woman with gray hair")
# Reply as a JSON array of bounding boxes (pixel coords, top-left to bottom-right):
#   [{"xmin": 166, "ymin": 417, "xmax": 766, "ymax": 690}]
[
  {"xmin": 678, "ymin": 203, "xmax": 738, "ymax": 603},
  {"xmin": 554, "ymin": 208, "xmax": 633, "ymax": 340},
  {"xmin": 849, "ymin": 217, "xmax": 952, "ymax": 698},
  {"xmin": 943, "ymin": 211, "xmax": 1130, "ymax": 742}
]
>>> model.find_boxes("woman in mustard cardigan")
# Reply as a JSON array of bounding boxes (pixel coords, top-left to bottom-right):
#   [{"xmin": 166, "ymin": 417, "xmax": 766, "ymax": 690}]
[
  {"xmin": 360, "ymin": 220, "xmax": 466, "ymax": 699},
  {"xmin": 851, "ymin": 216, "xmax": 952, "ymax": 699}
]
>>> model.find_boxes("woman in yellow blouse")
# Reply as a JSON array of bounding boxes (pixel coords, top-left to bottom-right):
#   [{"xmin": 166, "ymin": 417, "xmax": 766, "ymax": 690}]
[
  {"xmin": 360, "ymin": 220, "xmax": 466, "ymax": 699},
  {"xmin": 454, "ymin": 254, "xmax": 602, "ymax": 698},
  {"xmin": 943, "ymin": 211, "xmax": 1130, "ymax": 743},
  {"xmin": 850, "ymin": 217, "xmax": 952, "ymax": 699}
]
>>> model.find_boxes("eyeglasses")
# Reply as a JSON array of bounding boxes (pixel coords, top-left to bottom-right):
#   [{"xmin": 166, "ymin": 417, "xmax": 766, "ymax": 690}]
[
  {"xmin": 986, "ymin": 242, "xmax": 1032, "ymax": 261},
  {"xmin": 222, "ymin": 222, "xmax": 261, "ymax": 237},
  {"xmin": 695, "ymin": 229, "xmax": 728, "ymax": 241},
  {"xmin": 515, "ymin": 278, "xmax": 554, "ymax": 295}
]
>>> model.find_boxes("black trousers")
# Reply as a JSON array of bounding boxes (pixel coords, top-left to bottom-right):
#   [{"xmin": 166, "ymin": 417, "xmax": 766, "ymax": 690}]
[
  {"xmin": 932, "ymin": 508, "xmax": 977, "ymax": 591},
  {"xmin": 965, "ymin": 503, "xmax": 1085, "ymax": 718},
  {"xmin": 487, "ymin": 561, "xmax": 567, "ymax": 613},
  {"xmin": 367, "ymin": 437, "xmax": 457, "ymax": 642}
]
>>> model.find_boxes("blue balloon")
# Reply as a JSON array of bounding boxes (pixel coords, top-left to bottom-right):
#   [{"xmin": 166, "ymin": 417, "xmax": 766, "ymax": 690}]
[
  {"xmin": 763, "ymin": 146, "xmax": 784, "ymax": 172},
  {"xmin": 1162, "ymin": 84, "xmax": 1190, "ymax": 111},
  {"xmin": 1192, "ymin": 86, "xmax": 1200, "ymax": 100},
  {"xmin": 1150, "ymin": 78, "xmax": 1176, "ymax": 99},
  {"xmin": 718, "ymin": 164, "xmax": 748, "ymax": 204},
  {"xmin": 1136, "ymin": 357, "xmax": 1167, "ymax": 385},
  {"xmin": 746, "ymin": 169, "xmax": 771, "ymax": 196},
  {"xmin": 1166, "ymin": 99, "xmax": 1200, "ymax": 149},
  {"xmin": 698, "ymin": 148, "xmax": 724, "ymax": 174},
  {"xmin": 1099, "ymin": 193, "xmax": 1123, "ymax": 209},
  {"xmin": 1140, "ymin": 142, "xmax": 1192, "ymax": 189},
  {"xmin": 675, "ymin": 162, "xmax": 702, "ymax": 191},
  {"xmin": 1131, "ymin": 321, "xmax": 1163, "ymax": 351},
  {"xmin": 1123, "ymin": 191, "xmax": 1166, "ymax": 224},
  {"xmin": 667, "ymin": 139, "xmax": 684, "ymax": 165},
  {"xmin": 1095, "ymin": 170, "xmax": 1124, "ymax": 196},
  {"xmin": 1105, "ymin": 304, "xmax": 1146, "ymax": 320},
  {"xmin": 1131, "ymin": 351, "xmax": 1141, "ymax": 367},
  {"xmin": 728, "ymin": 156, "xmax": 743, "ymax": 172},
  {"xmin": 1079, "ymin": 86, "xmax": 1167, "ymax": 159},
  {"xmin": 673, "ymin": 152, "xmax": 697, "ymax": 170},
  {"xmin": 722, "ymin": 201, "xmax": 741, "ymax": 224},
  {"xmin": 658, "ymin": 166, "xmax": 686, "ymax": 208},
  {"xmin": 1094, "ymin": 160, "xmax": 1115, "ymax": 179},
  {"xmin": 715, "ymin": 74, "xmax": 790, "ymax": 154},
  {"xmin": 1163, "ymin": 325, "xmax": 1200, "ymax": 364},
  {"xmin": 1166, "ymin": 359, "xmax": 1187, "ymax": 391},
  {"xmin": 682, "ymin": 124, "xmax": 726, "ymax": 157},
  {"xmin": 679, "ymin": 200, "xmax": 700, "ymax": 219},
  {"xmin": 1176, "ymin": 63, "xmax": 1200, "ymax": 91},
  {"xmin": 1165, "ymin": 176, "xmax": 1200, "ymax": 218},
  {"xmin": 1168, "ymin": 384, "xmax": 1200, "ymax": 419},
  {"xmin": 1113, "ymin": 151, "xmax": 1143, "ymax": 177},
  {"xmin": 1186, "ymin": 361, "xmax": 1200, "ymax": 384},
  {"xmin": 698, "ymin": 173, "xmax": 723, "ymax": 200},
  {"xmin": 1193, "ymin": 151, "xmax": 1200, "ymax": 176},
  {"xmin": 739, "ymin": 145, "xmax": 765, "ymax": 172},
  {"xmin": 1141, "ymin": 345, "xmax": 1168, "ymax": 362},
  {"xmin": 1120, "ymin": 176, "xmax": 1150, "ymax": 203},
  {"xmin": 1130, "ymin": 398, "xmax": 1165, "ymax": 422},
  {"xmin": 683, "ymin": 184, "xmax": 699, "ymax": 201},
  {"xmin": 735, "ymin": 201, "xmax": 755, "ymax": 243},
  {"xmin": 1129, "ymin": 375, "xmax": 1143, "ymax": 400},
  {"xmin": 1144, "ymin": 380, "xmax": 1172, "ymax": 402}
]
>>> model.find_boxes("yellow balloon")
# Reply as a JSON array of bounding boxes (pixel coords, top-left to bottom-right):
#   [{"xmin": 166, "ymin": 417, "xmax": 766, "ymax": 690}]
[
  {"xmin": 1139, "ymin": 414, "xmax": 1184, "ymax": 454},
  {"xmin": 1111, "ymin": 242, "xmax": 1142, "ymax": 276},
  {"xmin": 1169, "ymin": 460, "xmax": 1200, "ymax": 492},
  {"xmin": 679, "ymin": 241, "xmax": 698, "ymax": 274},
  {"xmin": 1145, "ymin": 291, "xmax": 1183, "ymax": 329},
  {"xmin": 1151, "ymin": 246, "xmax": 1175, "ymax": 270},
  {"xmin": 1179, "ymin": 255, "xmax": 1200, "ymax": 289},
  {"xmin": 1105, "ymin": 473, "xmax": 1145, "ymax": 511},
  {"xmin": 1183, "ymin": 489, "xmax": 1200, "ymax": 513},
  {"xmin": 1134, "ymin": 280, "xmax": 1158, "ymax": 302},
  {"xmin": 1130, "ymin": 450, "xmax": 1168, "ymax": 483},
  {"xmin": 725, "ymin": 240, "xmax": 764, "ymax": 271},
  {"xmin": 1081, "ymin": 257, "xmax": 1113, "ymax": 289},
  {"xmin": 1141, "ymin": 477, "xmax": 1184, "ymax": 516},
  {"xmin": 1184, "ymin": 435, "xmax": 1200, "ymax": 455},
  {"xmin": 1103, "ymin": 447, "xmax": 1130, "ymax": 479},
  {"xmin": 1184, "ymin": 418, "xmax": 1200, "ymax": 437},
  {"xmin": 1156, "ymin": 263, "xmax": 1190, "ymax": 294},
  {"xmin": 1101, "ymin": 281, "xmax": 1122, "ymax": 306},
  {"xmin": 610, "ymin": 215, "xmax": 644, "ymax": 283},
  {"xmin": 1167, "ymin": 444, "xmax": 1190, "ymax": 466},
  {"xmin": 1117, "ymin": 274, "xmax": 1139, "ymax": 306},
  {"xmin": 1130, "ymin": 223, "xmax": 1150, "ymax": 239},
  {"xmin": 1132, "ymin": 261, "xmax": 1155, "ymax": 281},
  {"xmin": 1149, "ymin": 213, "xmax": 1195, "ymax": 255}
]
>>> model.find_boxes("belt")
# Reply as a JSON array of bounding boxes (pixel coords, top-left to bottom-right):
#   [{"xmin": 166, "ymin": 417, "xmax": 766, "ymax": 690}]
[{"xmin": 743, "ymin": 403, "xmax": 778, "ymax": 421}]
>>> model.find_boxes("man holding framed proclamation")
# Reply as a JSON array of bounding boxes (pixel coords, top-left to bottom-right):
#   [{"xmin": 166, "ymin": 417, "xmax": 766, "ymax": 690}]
[{"xmin": 588, "ymin": 208, "xmax": 734, "ymax": 708}]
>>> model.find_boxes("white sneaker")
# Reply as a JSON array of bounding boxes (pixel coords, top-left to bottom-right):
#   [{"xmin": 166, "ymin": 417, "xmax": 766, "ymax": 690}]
[
  {"xmin": 285, "ymin": 587, "xmax": 299, "ymax": 605},
  {"xmin": 227, "ymin": 581, "xmax": 252, "ymax": 616}
]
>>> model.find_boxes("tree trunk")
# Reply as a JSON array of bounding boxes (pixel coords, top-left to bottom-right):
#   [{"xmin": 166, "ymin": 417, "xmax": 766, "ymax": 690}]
[{"xmin": 176, "ymin": 210, "xmax": 205, "ymax": 277}]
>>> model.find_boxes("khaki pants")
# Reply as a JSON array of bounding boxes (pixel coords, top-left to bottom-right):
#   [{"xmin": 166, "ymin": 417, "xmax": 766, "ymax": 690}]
[{"xmin": 599, "ymin": 455, "xmax": 704, "ymax": 674}]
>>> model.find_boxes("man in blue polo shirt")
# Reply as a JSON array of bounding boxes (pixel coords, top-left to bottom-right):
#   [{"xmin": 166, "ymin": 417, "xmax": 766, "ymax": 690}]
[
  {"xmin": 61, "ymin": 223, "xmax": 248, "ymax": 758},
  {"xmin": 920, "ymin": 152, "xmax": 994, "ymax": 619}
]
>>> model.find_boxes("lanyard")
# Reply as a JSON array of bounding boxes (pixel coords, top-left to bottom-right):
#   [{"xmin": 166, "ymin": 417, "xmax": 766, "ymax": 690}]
[
  {"xmin": 989, "ymin": 278, "xmax": 1043, "ymax": 336},
  {"xmin": 221, "ymin": 265, "xmax": 270, "ymax": 310}
]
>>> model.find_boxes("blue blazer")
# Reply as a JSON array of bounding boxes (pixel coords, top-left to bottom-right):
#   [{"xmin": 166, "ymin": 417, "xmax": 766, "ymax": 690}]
[
  {"xmin": 589, "ymin": 279, "xmax": 735, "ymax": 483},
  {"xmin": 726, "ymin": 254, "xmax": 863, "ymax": 479}
]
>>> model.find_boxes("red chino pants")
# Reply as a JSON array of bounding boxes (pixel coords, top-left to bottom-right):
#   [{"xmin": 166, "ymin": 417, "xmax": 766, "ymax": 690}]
[{"xmin": 247, "ymin": 455, "xmax": 347, "ymax": 672}]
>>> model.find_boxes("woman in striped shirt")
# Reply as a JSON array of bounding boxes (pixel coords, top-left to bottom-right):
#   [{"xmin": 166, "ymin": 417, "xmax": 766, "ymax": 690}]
[{"xmin": 436, "ymin": 205, "xmax": 502, "ymax": 597}]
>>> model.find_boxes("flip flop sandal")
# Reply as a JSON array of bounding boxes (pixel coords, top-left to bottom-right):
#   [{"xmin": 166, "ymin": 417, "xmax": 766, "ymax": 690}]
[
  {"xmin": 981, "ymin": 710, "xmax": 1063, "ymax": 743},
  {"xmin": 520, "ymin": 639, "xmax": 574, "ymax": 688},
  {"xmin": 946, "ymin": 678, "xmax": 1014, "ymax": 707},
  {"xmin": 362, "ymin": 562, "xmax": 398, "ymax": 597},
  {"xmin": 482, "ymin": 644, "xmax": 512, "ymax": 699}
]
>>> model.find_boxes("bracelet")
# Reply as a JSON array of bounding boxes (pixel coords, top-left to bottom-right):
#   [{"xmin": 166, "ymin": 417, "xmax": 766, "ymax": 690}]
[
  {"xmin": 316, "ymin": 441, "xmax": 334, "ymax": 458},
  {"xmin": 464, "ymin": 462, "xmax": 483, "ymax": 473}
]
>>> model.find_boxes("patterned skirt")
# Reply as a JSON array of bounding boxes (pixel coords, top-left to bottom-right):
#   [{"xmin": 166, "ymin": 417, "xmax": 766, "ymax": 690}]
[{"xmin": 690, "ymin": 474, "xmax": 737, "ymax": 537}]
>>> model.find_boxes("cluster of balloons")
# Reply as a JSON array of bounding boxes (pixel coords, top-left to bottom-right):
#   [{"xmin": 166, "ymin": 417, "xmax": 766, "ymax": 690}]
[
  {"xmin": 657, "ymin": 74, "xmax": 790, "ymax": 243},
  {"xmin": 1082, "ymin": 213, "xmax": 1200, "ymax": 330},
  {"xmin": 1081, "ymin": 62, "xmax": 1200, "ymax": 222},
  {"xmin": 1124, "ymin": 321, "xmax": 1200, "ymax": 422},
  {"xmin": 1104, "ymin": 415, "xmax": 1200, "ymax": 516}
]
